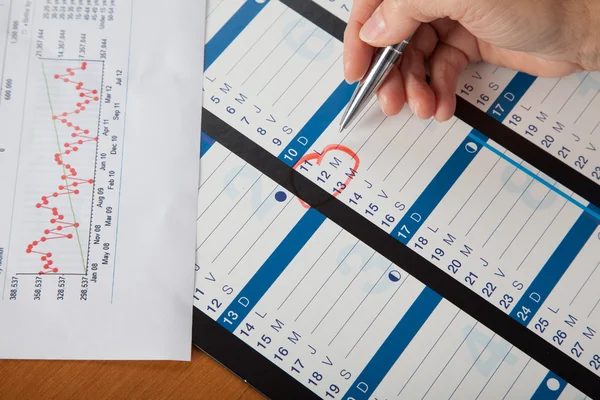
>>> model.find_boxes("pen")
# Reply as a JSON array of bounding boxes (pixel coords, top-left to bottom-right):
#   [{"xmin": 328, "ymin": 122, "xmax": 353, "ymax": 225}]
[{"xmin": 339, "ymin": 33, "xmax": 414, "ymax": 132}]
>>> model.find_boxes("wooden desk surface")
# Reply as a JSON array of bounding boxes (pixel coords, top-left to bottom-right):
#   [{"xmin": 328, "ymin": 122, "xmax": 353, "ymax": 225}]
[{"xmin": 0, "ymin": 346, "xmax": 265, "ymax": 400}]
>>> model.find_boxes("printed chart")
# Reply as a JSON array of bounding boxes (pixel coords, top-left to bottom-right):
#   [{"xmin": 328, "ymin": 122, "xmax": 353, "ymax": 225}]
[{"xmin": 0, "ymin": 0, "xmax": 125, "ymax": 304}]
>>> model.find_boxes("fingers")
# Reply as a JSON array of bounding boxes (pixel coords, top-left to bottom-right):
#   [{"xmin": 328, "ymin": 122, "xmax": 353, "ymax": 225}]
[
  {"xmin": 359, "ymin": 0, "xmax": 467, "ymax": 46},
  {"xmin": 343, "ymin": 0, "xmax": 382, "ymax": 83},
  {"xmin": 376, "ymin": 65, "xmax": 406, "ymax": 116},
  {"xmin": 428, "ymin": 43, "xmax": 469, "ymax": 121},
  {"xmin": 378, "ymin": 24, "xmax": 437, "ymax": 118}
]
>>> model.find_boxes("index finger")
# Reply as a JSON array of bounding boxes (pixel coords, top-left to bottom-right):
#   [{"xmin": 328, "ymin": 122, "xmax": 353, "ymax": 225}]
[{"xmin": 343, "ymin": 0, "xmax": 382, "ymax": 83}]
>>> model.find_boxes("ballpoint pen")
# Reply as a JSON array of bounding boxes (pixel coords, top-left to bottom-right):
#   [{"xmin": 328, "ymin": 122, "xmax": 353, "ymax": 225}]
[{"xmin": 339, "ymin": 34, "xmax": 414, "ymax": 132}]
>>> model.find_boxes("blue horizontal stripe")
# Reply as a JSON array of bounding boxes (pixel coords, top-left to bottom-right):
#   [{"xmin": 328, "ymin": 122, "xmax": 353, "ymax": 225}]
[
  {"xmin": 392, "ymin": 131, "xmax": 484, "ymax": 244},
  {"xmin": 488, "ymin": 72, "xmax": 536, "ymax": 122},
  {"xmin": 204, "ymin": 0, "xmax": 269, "ymax": 70},
  {"xmin": 342, "ymin": 288, "xmax": 442, "ymax": 400},
  {"xmin": 510, "ymin": 212, "xmax": 597, "ymax": 325},
  {"xmin": 468, "ymin": 133, "xmax": 600, "ymax": 222},
  {"xmin": 279, "ymin": 81, "xmax": 356, "ymax": 166},
  {"xmin": 200, "ymin": 132, "xmax": 216, "ymax": 158},
  {"xmin": 530, "ymin": 372, "xmax": 566, "ymax": 399},
  {"xmin": 218, "ymin": 208, "xmax": 326, "ymax": 332}
]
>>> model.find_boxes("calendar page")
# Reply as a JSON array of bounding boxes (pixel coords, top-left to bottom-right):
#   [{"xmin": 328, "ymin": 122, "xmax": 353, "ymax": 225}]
[{"xmin": 193, "ymin": 1, "xmax": 600, "ymax": 399}]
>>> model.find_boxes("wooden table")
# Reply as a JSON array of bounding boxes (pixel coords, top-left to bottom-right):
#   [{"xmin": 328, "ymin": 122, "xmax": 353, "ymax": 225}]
[{"xmin": 0, "ymin": 346, "xmax": 265, "ymax": 399}]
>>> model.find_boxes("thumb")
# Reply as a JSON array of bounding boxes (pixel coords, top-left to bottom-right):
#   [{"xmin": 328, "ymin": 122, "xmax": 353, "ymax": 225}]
[{"xmin": 359, "ymin": 0, "xmax": 466, "ymax": 46}]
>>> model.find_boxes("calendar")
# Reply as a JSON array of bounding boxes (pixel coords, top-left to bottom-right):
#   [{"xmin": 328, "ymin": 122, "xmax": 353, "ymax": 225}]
[{"xmin": 193, "ymin": 1, "xmax": 600, "ymax": 399}]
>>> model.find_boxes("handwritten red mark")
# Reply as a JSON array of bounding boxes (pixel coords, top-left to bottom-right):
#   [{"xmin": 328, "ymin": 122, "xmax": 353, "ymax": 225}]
[
  {"xmin": 293, "ymin": 144, "xmax": 360, "ymax": 209},
  {"xmin": 27, "ymin": 62, "xmax": 99, "ymax": 274}
]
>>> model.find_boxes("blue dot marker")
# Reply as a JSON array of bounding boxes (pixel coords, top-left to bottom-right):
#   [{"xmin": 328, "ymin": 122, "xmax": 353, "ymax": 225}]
[
  {"xmin": 275, "ymin": 191, "xmax": 287, "ymax": 202},
  {"xmin": 388, "ymin": 270, "xmax": 401, "ymax": 282}
]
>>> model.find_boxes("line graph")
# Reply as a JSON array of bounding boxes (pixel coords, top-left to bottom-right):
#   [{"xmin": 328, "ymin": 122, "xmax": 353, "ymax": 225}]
[
  {"xmin": 26, "ymin": 62, "xmax": 100, "ymax": 274},
  {"xmin": 8, "ymin": 59, "xmax": 103, "ymax": 277}
]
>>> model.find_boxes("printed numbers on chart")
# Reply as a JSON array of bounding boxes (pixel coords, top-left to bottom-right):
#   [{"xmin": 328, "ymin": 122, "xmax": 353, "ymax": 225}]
[
  {"xmin": 9, "ymin": 277, "xmax": 18, "ymax": 300},
  {"xmin": 274, "ymin": 346, "xmax": 288, "ymax": 362},
  {"xmin": 534, "ymin": 317, "xmax": 549, "ymax": 333},
  {"xmin": 33, "ymin": 276, "xmax": 43, "ymax": 300},
  {"xmin": 256, "ymin": 334, "xmax": 271, "ymax": 349},
  {"xmin": 57, "ymin": 276, "xmax": 66, "ymax": 300},
  {"xmin": 590, "ymin": 354, "xmax": 600, "ymax": 370},
  {"xmin": 291, "ymin": 358, "xmax": 304, "ymax": 374},
  {"xmin": 206, "ymin": 298, "xmax": 222, "ymax": 313},
  {"xmin": 308, "ymin": 371, "xmax": 323, "ymax": 386},
  {"xmin": 553, "ymin": 329, "xmax": 567, "ymax": 346},
  {"xmin": 325, "ymin": 384, "xmax": 341, "ymax": 398},
  {"xmin": 515, "ymin": 305, "xmax": 531, "ymax": 322}
]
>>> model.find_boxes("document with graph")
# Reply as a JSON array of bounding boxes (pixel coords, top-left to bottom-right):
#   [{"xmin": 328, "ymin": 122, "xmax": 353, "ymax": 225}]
[
  {"xmin": 0, "ymin": 0, "xmax": 205, "ymax": 359},
  {"xmin": 192, "ymin": 0, "xmax": 600, "ymax": 398}
]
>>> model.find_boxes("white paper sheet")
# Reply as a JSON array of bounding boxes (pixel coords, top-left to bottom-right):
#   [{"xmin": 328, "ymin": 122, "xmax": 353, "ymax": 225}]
[{"xmin": 0, "ymin": 0, "xmax": 205, "ymax": 360}]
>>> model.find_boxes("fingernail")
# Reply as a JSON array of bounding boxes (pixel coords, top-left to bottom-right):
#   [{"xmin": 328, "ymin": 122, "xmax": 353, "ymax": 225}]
[
  {"xmin": 359, "ymin": 6, "xmax": 385, "ymax": 43},
  {"xmin": 408, "ymin": 98, "xmax": 417, "ymax": 115},
  {"xmin": 344, "ymin": 61, "xmax": 356, "ymax": 84}
]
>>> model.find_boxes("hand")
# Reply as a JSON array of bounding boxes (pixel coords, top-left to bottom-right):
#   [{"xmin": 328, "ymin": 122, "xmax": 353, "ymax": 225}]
[{"xmin": 343, "ymin": 0, "xmax": 600, "ymax": 122}]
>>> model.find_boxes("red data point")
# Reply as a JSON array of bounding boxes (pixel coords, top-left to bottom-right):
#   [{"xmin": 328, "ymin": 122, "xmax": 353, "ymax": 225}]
[
  {"xmin": 41, "ymin": 256, "xmax": 46, "ymax": 261},
  {"xmin": 41, "ymin": 237, "xmax": 47, "ymax": 242},
  {"xmin": 52, "ymin": 268, "xmax": 58, "ymax": 273},
  {"xmin": 26, "ymin": 249, "xmax": 31, "ymax": 254},
  {"xmin": 71, "ymin": 133, "xmax": 77, "ymax": 138},
  {"xmin": 74, "ymin": 223, "xmax": 79, "ymax": 228},
  {"xmin": 80, "ymin": 106, "xmax": 86, "ymax": 110},
  {"xmin": 50, "ymin": 219, "xmax": 56, "ymax": 223},
  {"xmin": 84, "ymin": 129, "xmax": 89, "ymax": 134},
  {"xmin": 75, "ymin": 110, "xmax": 80, "ymax": 114},
  {"xmin": 57, "ymin": 226, "xmax": 62, "ymax": 231},
  {"xmin": 88, "ymin": 179, "xmax": 94, "ymax": 184},
  {"xmin": 67, "ymin": 123, "xmax": 73, "ymax": 127},
  {"xmin": 63, "ymin": 78, "xmax": 69, "ymax": 82},
  {"xmin": 54, "ymin": 74, "xmax": 59, "ymax": 79},
  {"xmin": 75, "ymin": 126, "xmax": 80, "ymax": 130},
  {"xmin": 43, "ymin": 265, "xmax": 49, "ymax": 269},
  {"xmin": 36, "ymin": 203, "xmax": 41, "ymax": 208},
  {"xmin": 93, "ymin": 97, "xmax": 99, "ymax": 101},
  {"xmin": 58, "ymin": 215, "xmax": 64, "ymax": 220},
  {"xmin": 80, "ymin": 93, "xmax": 85, "ymax": 97},
  {"xmin": 92, "ymin": 90, "xmax": 97, "ymax": 94},
  {"xmin": 33, "ymin": 241, "xmax": 38, "ymax": 246},
  {"xmin": 65, "ymin": 164, "xmax": 71, "ymax": 169},
  {"xmin": 66, "ymin": 68, "xmax": 72, "ymax": 72},
  {"xmin": 73, "ymin": 182, "xmax": 78, "ymax": 187},
  {"xmin": 67, "ymin": 234, "xmax": 73, "ymax": 239},
  {"xmin": 52, "ymin": 193, "xmax": 58, "ymax": 197},
  {"xmin": 52, "ymin": 116, "xmax": 58, "ymax": 120},
  {"xmin": 47, "ymin": 253, "xmax": 52, "ymax": 257},
  {"xmin": 64, "ymin": 143, "xmax": 70, "ymax": 148},
  {"xmin": 73, "ymin": 190, "xmax": 80, "ymax": 194}
]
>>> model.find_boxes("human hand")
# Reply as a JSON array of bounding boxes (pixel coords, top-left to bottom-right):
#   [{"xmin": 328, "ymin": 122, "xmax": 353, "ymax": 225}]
[{"xmin": 343, "ymin": 0, "xmax": 600, "ymax": 122}]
